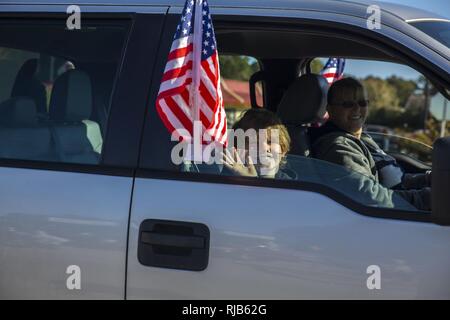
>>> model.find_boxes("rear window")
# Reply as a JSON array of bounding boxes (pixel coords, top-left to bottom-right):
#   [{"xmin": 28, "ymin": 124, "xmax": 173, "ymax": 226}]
[{"xmin": 0, "ymin": 19, "xmax": 129, "ymax": 165}]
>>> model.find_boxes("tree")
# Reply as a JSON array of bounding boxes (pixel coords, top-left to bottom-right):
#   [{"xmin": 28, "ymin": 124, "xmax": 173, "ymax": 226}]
[
  {"xmin": 386, "ymin": 75, "xmax": 417, "ymax": 107},
  {"xmin": 417, "ymin": 75, "xmax": 438, "ymax": 96},
  {"xmin": 310, "ymin": 59, "xmax": 324, "ymax": 74},
  {"xmin": 362, "ymin": 76, "xmax": 418, "ymax": 129},
  {"xmin": 362, "ymin": 76, "xmax": 399, "ymax": 109},
  {"xmin": 219, "ymin": 55, "xmax": 259, "ymax": 81}
]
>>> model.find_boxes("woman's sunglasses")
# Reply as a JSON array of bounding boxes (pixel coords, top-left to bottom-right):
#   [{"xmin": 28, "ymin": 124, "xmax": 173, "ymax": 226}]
[{"xmin": 331, "ymin": 99, "xmax": 369, "ymax": 108}]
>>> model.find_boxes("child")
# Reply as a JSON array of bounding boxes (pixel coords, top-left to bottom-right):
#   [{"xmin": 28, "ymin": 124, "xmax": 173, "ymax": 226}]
[{"xmin": 222, "ymin": 108, "xmax": 295, "ymax": 179}]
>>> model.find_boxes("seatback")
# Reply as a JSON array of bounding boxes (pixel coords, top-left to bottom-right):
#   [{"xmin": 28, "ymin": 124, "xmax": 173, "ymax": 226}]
[
  {"xmin": 276, "ymin": 74, "xmax": 328, "ymax": 157},
  {"xmin": 0, "ymin": 97, "xmax": 52, "ymax": 160},
  {"xmin": 10, "ymin": 59, "xmax": 48, "ymax": 115},
  {"xmin": 48, "ymin": 69, "xmax": 102, "ymax": 164}
]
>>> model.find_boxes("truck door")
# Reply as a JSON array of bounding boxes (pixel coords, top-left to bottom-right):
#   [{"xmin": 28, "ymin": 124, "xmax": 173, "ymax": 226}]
[
  {"xmin": 0, "ymin": 6, "xmax": 166, "ymax": 299},
  {"xmin": 126, "ymin": 7, "xmax": 450, "ymax": 299}
]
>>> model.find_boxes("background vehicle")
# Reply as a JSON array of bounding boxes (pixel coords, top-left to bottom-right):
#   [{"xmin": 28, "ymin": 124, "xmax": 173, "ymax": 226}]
[{"xmin": 0, "ymin": 0, "xmax": 449, "ymax": 299}]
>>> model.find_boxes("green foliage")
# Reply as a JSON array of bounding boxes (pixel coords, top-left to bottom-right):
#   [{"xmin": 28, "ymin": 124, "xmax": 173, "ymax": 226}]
[
  {"xmin": 362, "ymin": 75, "xmax": 433, "ymax": 133},
  {"xmin": 366, "ymin": 104, "xmax": 424, "ymax": 130},
  {"xmin": 362, "ymin": 74, "xmax": 447, "ymax": 145},
  {"xmin": 386, "ymin": 75, "xmax": 417, "ymax": 107},
  {"xmin": 362, "ymin": 76, "xmax": 400, "ymax": 109},
  {"xmin": 366, "ymin": 106, "xmax": 404, "ymax": 127},
  {"xmin": 219, "ymin": 55, "xmax": 259, "ymax": 81},
  {"xmin": 310, "ymin": 59, "xmax": 324, "ymax": 74},
  {"xmin": 417, "ymin": 74, "xmax": 439, "ymax": 96}
]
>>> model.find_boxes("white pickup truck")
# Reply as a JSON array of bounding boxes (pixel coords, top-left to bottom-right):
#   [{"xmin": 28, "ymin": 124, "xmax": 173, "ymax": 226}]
[{"xmin": 0, "ymin": 0, "xmax": 449, "ymax": 299}]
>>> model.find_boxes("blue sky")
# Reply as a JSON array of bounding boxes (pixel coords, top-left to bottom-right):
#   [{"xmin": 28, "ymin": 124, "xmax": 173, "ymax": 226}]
[
  {"xmin": 384, "ymin": 0, "xmax": 449, "ymax": 19},
  {"xmin": 343, "ymin": 60, "xmax": 422, "ymax": 81},
  {"xmin": 341, "ymin": 0, "xmax": 449, "ymax": 81}
]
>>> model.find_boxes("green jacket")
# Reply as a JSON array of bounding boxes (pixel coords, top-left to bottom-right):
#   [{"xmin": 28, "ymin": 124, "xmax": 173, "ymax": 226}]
[
  {"xmin": 311, "ymin": 122, "xmax": 431, "ymax": 211},
  {"xmin": 314, "ymin": 130, "xmax": 379, "ymax": 181}
]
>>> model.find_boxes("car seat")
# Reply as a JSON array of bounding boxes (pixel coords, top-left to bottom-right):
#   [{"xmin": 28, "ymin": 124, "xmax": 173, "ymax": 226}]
[{"xmin": 276, "ymin": 74, "xmax": 328, "ymax": 157}]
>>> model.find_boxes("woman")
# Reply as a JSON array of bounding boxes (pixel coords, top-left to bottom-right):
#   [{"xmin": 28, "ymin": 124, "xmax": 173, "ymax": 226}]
[{"xmin": 311, "ymin": 77, "xmax": 431, "ymax": 211}]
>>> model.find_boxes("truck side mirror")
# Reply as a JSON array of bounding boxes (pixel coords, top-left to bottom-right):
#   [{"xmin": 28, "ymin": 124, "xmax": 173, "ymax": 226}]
[{"xmin": 432, "ymin": 136, "xmax": 450, "ymax": 226}]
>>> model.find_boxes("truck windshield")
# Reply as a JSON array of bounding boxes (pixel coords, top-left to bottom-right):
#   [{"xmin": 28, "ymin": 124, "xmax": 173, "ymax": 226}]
[{"xmin": 409, "ymin": 20, "xmax": 450, "ymax": 48}]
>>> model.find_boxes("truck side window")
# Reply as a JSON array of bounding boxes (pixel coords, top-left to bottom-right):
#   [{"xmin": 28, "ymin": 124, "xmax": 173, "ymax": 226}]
[{"xmin": 0, "ymin": 21, "xmax": 128, "ymax": 165}]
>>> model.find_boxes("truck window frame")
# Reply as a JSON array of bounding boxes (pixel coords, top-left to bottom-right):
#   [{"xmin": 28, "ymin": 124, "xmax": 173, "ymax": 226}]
[{"xmin": 137, "ymin": 12, "xmax": 450, "ymax": 223}]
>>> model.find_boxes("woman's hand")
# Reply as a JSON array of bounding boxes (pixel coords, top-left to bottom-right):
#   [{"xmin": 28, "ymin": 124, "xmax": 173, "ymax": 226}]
[{"xmin": 222, "ymin": 148, "xmax": 257, "ymax": 177}]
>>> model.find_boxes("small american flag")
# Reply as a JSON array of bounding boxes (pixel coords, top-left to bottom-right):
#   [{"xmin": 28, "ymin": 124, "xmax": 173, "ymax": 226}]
[
  {"xmin": 155, "ymin": 0, "xmax": 227, "ymax": 146},
  {"xmin": 321, "ymin": 58, "xmax": 346, "ymax": 84}
]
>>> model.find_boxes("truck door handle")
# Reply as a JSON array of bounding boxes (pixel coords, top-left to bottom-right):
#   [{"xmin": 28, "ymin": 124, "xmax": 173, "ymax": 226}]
[
  {"xmin": 140, "ymin": 232, "xmax": 205, "ymax": 249},
  {"xmin": 138, "ymin": 219, "xmax": 210, "ymax": 271}
]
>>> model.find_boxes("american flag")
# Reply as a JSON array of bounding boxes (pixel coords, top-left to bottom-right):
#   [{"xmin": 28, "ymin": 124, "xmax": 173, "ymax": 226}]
[
  {"xmin": 321, "ymin": 58, "xmax": 346, "ymax": 84},
  {"xmin": 155, "ymin": 0, "xmax": 227, "ymax": 146}
]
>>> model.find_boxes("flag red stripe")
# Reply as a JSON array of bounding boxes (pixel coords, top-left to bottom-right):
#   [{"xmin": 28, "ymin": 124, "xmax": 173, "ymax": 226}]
[
  {"xmin": 162, "ymin": 60, "xmax": 193, "ymax": 82},
  {"xmin": 155, "ymin": 1, "xmax": 227, "ymax": 146},
  {"xmin": 199, "ymin": 81, "xmax": 217, "ymax": 114},
  {"xmin": 180, "ymin": 88, "xmax": 190, "ymax": 104},
  {"xmin": 157, "ymin": 77, "xmax": 193, "ymax": 99},
  {"xmin": 167, "ymin": 43, "xmax": 193, "ymax": 61},
  {"xmin": 201, "ymin": 58, "xmax": 217, "ymax": 87},
  {"xmin": 200, "ymin": 110, "xmax": 209, "ymax": 127},
  {"xmin": 322, "ymin": 72, "xmax": 337, "ymax": 78},
  {"xmin": 164, "ymin": 96, "xmax": 193, "ymax": 133},
  {"xmin": 212, "ymin": 99, "xmax": 226, "ymax": 141}
]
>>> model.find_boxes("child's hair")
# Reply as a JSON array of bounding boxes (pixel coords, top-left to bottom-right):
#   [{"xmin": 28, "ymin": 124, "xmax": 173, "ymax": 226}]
[{"xmin": 232, "ymin": 108, "xmax": 291, "ymax": 155}]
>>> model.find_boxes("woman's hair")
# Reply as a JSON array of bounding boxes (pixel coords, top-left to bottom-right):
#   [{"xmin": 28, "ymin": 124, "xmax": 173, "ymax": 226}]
[
  {"xmin": 232, "ymin": 108, "xmax": 291, "ymax": 155},
  {"xmin": 327, "ymin": 77, "xmax": 367, "ymax": 105}
]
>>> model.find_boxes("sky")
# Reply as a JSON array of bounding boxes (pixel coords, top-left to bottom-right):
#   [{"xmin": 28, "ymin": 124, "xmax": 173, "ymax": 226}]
[
  {"xmin": 343, "ymin": 60, "xmax": 422, "ymax": 81},
  {"xmin": 384, "ymin": 0, "xmax": 449, "ymax": 19},
  {"xmin": 340, "ymin": 0, "xmax": 449, "ymax": 81}
]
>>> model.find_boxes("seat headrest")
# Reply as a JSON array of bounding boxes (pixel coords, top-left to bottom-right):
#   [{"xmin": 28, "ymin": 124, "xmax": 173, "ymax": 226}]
[
  {"xmin": 0, "ymin": 97, "xmax": 38, "ymax": 126},
  {"xmin": 49, "ymin": 69, "xmax": 93, "ymax": 122},
  {"xmin": 10, "ymin": 59, "xmax": 47, "ymax": 114},
  {"xmin": 277, "ymin": 74, "xmax": 329, "ymax": 125},
  {"xmin": 15, "ymin": 59, "xmax": 38, "ymax": 78}
]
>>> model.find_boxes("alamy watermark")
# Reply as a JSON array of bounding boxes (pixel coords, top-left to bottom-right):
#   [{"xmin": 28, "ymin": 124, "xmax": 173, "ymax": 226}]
[
  {"xmin": 366, "ymin": 5, "xmax": 381, "ymax": 30},
  {"xmin": 366, "ymin": 264, "xmax": 381, "ymax": 290},
  {"xmin": 66, "ymin": 5, "xmax": 81, "ymax": 30},
  {"xmin": 170, "ymin": 121, "xmax": 283, "ymax": 177},
  {"xmin": 66, "ymin": 265, "xmax": 81, "ymax": 290}
]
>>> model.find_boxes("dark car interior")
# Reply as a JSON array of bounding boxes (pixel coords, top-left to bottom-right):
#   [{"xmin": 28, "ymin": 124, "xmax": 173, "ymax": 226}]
[
  {"xmin": 211, "ymin": 26, "xmax": 438, "ymax": 174},
  {"xmin": 0, "ymin": 21, "xmax": 128, "ymax": 164}
]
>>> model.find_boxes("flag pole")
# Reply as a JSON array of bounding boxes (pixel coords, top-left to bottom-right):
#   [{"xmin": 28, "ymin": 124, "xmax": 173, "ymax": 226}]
[{"xmin": 191, "ymin": 0, "xmax": 203, "ymax": 161}]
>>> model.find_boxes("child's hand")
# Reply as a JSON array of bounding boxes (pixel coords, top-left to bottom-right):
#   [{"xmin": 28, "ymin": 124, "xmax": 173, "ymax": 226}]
[{"xmin": 222, "ymin": 148, "xmax": 257, "ymax": 177}]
